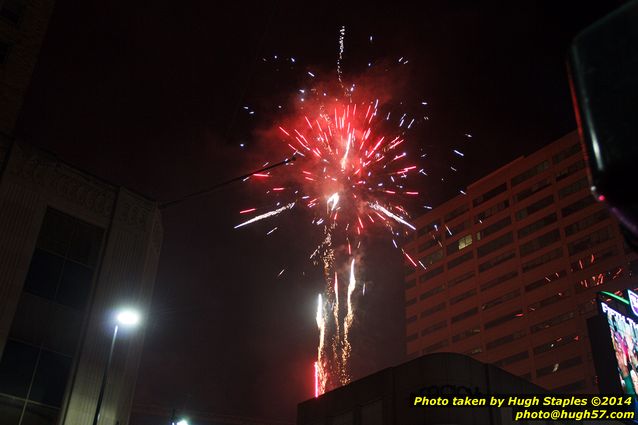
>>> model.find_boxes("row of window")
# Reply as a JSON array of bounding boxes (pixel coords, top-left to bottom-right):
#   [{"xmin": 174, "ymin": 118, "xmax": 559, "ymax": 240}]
[
  {"xmin": 410, "ymin": 306, "xmax": 578, "ymax": 347},
  {"xmin": 414, "ymin": 149, "xmax": 585, "ymax": 240}
]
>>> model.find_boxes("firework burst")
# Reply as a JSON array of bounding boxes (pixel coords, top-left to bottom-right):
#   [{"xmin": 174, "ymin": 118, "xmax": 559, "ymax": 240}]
[{"xmin": 234, "ymin": 28, "xmax": 468, "ymax": 397}]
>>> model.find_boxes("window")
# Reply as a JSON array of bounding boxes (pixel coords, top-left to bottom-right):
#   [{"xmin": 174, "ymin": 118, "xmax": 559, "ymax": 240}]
[
  {"xmin": 481, "ymin": 289, "xmax": 520, "ymax": 311},
  {"xmin": 515, "ymin": 195, "xmax": 554, "ymax": 221},
  {"xmin": 570, "ymin": 247, "xmax": 616, "ymax": 272},
  {"xmin": 423, "ymin": 339, "xmax": 449, "ymax": 354},
  {"xmin": 533, "ymin": 334, "xmax": 579, "ymax": 355},
  {"xmin": 420, "ymin": 284, "xmax": 445, "ymax": 300},
  {"xmin": 476, "ymin": 216, "xmax": 511, "ymax": 241},
  {"xmin": 518, "ymin": 213, "xmax": 557, "ymax": 239},
  {"xmin": 418, "ymin": 219, "xmax": 441, "ymax": 236},
  {"xmin": 419, "ymin": 266, "xmax": 444, "ymax": 283},
  {"xmin": 406, "ymin": 279, "xmax": 416, "ymax": 288},
  {"xmin": 449, "ymin": 220, "xmax": 470, "ymax": 235},
  {"xmin": 553, "ymin": 143, "xmax": 581, "ymax": 164},
  {"xmin": 421, "ymin": 249, "xmax": 444, "ymax": 266},
  {"xmin": 447, "ymin": 251, "xmax": 474, "ymax": 269},
  {"xmin": 445, "ymin": 204, "xmax": 469, "ymax": 222},
  {"xmin": 527, "ymin": 291, "xmax": 569, "ymax": 312},
  {"xmin": 519, "ymin": 229, "xmax": 561, "ymax": 257},
  {"xmin": 450, "ymin": 288, "xmax": 477, "ymax": 305},
  {"xmin": 406, "ymin": 315, "xmax": 417, "ymax": 324},
  {"xmin": 556, "ymin": 160, "xmax": 585, "ymax": 181},
  {"xmin": 522, "ymin": 247, "xmax": 563, "ymax": 273},
  {"xmin": 479, "ymin": 250, "xmax": 516, "ymax": 272},
  {"xmin": 421, "ymin": 320, "xmax": 447, "ymax": 336},
  {"xmin": 525, "ymin": 270, "xmax": 566, "ymax": 292},
  {"xmin": 475, "ymin": 200, "xmax": 510, "ymax": 224},
  {"xmin": 407, "ymin": 333, "xmax": 418, "ymax": 342},
  {"xmin": 448, "ymin": 271, "xmax": 474, "ymax": 288},
  {"xmin": 452, "ymin": 327, "xmax": 481, "ymax": 343},
  {"xmin": 511, "ymin": 160, "xmax": 550, "ymax": 186},
  {"xmin": 487, "ymin": 330, "xmax": 526, "ymax": 350},
  {"xmin": 567, "ymin": 226, "xmax": 613, "ymax": 256},
  {"xmin": 451, "ymin": 307, "xmax": 478, "ymax": 324},
  {"xmin": 494, "ymin": 351, "xmax": 529, "ymax": 367},
  {"xmin": 447, "ymin": 234, "xmax": 473, "ymax": 255},
  {"xmin": 473, "ymin": 183, "xmax": 507, "ymax": 207},
  {"xmin": 465, "ymin": 346, "xmax": 483, "ymax": 355},
  {"xmin": 480, "ymin": 270, "xmax": 518, "ymax": 292},
  {"xmin": 564, "ymin": 209, "xmax": 608, "ymax": 236},
  {"xmin": 561, "ymin": 195, "xmax": 596, "ymax": 218},
  {"xmin": 418, "ymin": 236, "xmax": 441, "ymax": 252},
  {"xmin": 405, "ymin": 298, "xmax": 416, "ymax": 307},
  {"xmin": 484, "ymin": 309, "xmax": 523, "ymax": 329},
  {"xmin": 558, "ymin": 177, "xmax": 589, "ymax": 199},
  {"xmin": 418, "ymin": 235, "xmax": 441, "ymax": 252},
  {"xmin": 477, "ymin": 232, "xmax": 513, "ymax": 258},
  {"xmin": 575, "ymin": 265, "xmax": 624, "ymax": 292},
  {"xmin": 536, "ymin": 356, "xmax": 582, "ymax": 377},
  {"xmin": 420, "ymin": 302, "xmax": 446, "ymax": 318},
  {"xmin": 0, "ymin": 209, "xmax": 103, "ymax": 425},
  {"xmin": 514, "ymin": 178, "xmax": 551, "ymax": 203},
  {"xmin": 530, "ymin": 311, "xmax": 576, "ymax": 333}
]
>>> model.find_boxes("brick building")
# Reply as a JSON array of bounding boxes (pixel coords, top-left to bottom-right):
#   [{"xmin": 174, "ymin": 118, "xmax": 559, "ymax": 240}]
[{"xmin": 403, "ymin": 131, "xmax": 638, "ymax": 393}]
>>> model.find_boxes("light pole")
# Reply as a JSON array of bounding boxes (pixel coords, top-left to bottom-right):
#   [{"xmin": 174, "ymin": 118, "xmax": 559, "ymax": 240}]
[{"xmin": 92, "ymin": 308, "xmax": 141, "ymax": 425}]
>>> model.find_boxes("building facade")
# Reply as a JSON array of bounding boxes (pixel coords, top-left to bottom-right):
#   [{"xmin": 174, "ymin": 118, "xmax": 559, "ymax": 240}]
[
  {"xmin": 403, "ymin": 131, "xmax": 638, "ymax": 394},
  {"xmin": 0, "ymin": 1, "xmax": 164, "ymax": 424},
  {"xmin": 0, "ymin": 143, "xmax": 163, "ymax": 425}
]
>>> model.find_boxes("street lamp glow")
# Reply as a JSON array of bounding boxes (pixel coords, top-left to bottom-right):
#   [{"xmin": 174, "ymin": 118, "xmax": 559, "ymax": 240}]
[
  {"xmin": 116, "ymin": 309, "xmax": 140, "ymax": 327},
  {"xmin": 176, "ymin": 420, "xmax": 189, "ymax": 425}
]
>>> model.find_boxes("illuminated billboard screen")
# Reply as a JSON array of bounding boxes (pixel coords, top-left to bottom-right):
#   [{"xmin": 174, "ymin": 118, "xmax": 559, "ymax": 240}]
[{"xmin": 600, "ymin": 301, "xmax": 638, "ymax": 395}]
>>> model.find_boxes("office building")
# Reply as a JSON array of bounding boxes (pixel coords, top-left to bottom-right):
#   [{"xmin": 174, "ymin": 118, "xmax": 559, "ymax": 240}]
[
  {"xmin": 403, "ymin": 131, "xmax": 638, "ymax": 394},
  {"xmin": 0, "ymin": 143, "xmax": 163, "ymax": 425},
  {"xmin": 0, "ymin": 1, "xmax": 163, "ymax": 424}
]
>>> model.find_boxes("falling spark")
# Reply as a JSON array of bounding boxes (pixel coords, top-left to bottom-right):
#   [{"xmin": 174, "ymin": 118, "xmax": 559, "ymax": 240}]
[{"xmin": 234, "ymin": 203, "xmax": 295, "ymax": 228}]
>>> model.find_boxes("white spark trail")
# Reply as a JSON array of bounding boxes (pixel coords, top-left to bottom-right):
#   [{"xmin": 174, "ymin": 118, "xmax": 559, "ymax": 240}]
[{"xmin": 234, "ymin": 203, "xmax": 295, "ymax": 229}]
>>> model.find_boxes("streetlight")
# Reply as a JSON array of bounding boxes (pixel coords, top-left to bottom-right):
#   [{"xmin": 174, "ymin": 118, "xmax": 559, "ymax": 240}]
[
  {"xmin": 176, "ymin": 420, "xmax": 189, "ymax": 425},
  {"xmin": 92, "ymin": 308, "xmax": 142, "ymax": 425}
]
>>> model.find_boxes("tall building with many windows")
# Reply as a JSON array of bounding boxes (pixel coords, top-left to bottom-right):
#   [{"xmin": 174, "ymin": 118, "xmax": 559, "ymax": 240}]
[{"xmin": 403, "ymin": 131, "xmax": 638, "ymax": 394}]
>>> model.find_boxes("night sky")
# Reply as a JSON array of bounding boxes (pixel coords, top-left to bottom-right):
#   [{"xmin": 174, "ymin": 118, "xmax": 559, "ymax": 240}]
[{"xmin": 15, "ymin": 1, "xmax": 624, "ymax": 422}]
